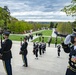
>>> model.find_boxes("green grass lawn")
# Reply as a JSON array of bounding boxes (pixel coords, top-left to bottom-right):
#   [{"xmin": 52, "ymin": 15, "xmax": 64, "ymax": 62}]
[
  {"xmin": 0, "ymin": 30, "xmax": 53, "ymax": 41},
  {"xmin": 0, "ymin": 34, "xmax": 64, "ymax": 44},
  {"xmin": 32, "ymin": 37, "xmax": 64, "ymax": 44},
  {"xmin": 33, "ymin": 30, "xmax": 52, "ymax": 36},
  {"xmin": 41, "ymin": 30, "xmax": 52, "ymax": 36},
  {"xmin": 9, "ymin": 35, "xmax": 25, "ymax": 41},
  {"xmin": 8, "ymin": 30, "xmax": 52, "ymax": 41}
]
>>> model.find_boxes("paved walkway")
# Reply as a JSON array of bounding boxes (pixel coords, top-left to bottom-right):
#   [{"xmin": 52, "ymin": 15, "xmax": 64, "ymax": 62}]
[
  {"xmin": 52, "ymin": 28, "xmax": 57, "ymax": 37},
  {"xmin": 0, "ymin": 41, "xmax": 69, "ymax": 75}
]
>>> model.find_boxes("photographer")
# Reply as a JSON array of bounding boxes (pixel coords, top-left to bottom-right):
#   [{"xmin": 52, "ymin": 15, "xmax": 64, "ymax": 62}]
[{"xmin": 62, "ymin": 28, "xmax": 76, "ymax": 75}]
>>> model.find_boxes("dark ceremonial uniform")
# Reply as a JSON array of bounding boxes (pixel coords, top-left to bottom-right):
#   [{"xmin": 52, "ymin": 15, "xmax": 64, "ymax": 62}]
[
  {"xmin": 0, "ymin": 39, "xmax": 12, "ymax": 60},
  {"xmin": 66, "ymin": 46, "xmax": 76, "ymax": 75},
  {"xmin": 20, "ymin": 41, "xmax": 28, "ymax": 67},
  {"xmin": 34, "ymin": 43, "xmax": 39, "ymax": 59},
  {"xmin": 0, "ymin": 32, "xmax": 12, "ymax": 75},
  {"xmin": 57, "ymin": 45, "xmax": 61, "ymax": 57},
  {"xmin": 41, "ymin": 43, "xmax": 45, "ymax": 54},
  {"xmin": 33, "ymin": 42, "xmax": 35, "ymax": 55},
  {"xmin": 39, "ymin": 43, "xmax": 42, "ymax": 55}
]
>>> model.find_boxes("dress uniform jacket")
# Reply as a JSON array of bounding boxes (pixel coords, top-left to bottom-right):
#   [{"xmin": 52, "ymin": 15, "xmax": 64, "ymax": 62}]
[
  {"xmin": 0, "ymin": 39, "xmax": 12, "ymax": 60},
  {"xmin": 20, "ymin": 42, "xmax": 28, "ymax": 55}
]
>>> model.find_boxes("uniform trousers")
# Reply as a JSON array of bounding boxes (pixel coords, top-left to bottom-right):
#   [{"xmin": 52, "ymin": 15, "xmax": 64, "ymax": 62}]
[
  {"xmin": 22, "ymin": 55, "xmax": 28, "ymax": 67},
  {"xmin": 3, "ymin": 59, "xmax": 12, "ymax": 75},
  {"xmin": 35, "ymin": 49, "xmax": 38, "ymax": 57}
]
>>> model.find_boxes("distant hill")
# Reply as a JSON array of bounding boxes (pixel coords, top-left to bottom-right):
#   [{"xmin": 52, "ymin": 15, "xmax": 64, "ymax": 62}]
[{"xmin": 37, "ymin": 22, "xmax": 50, "ymax": 24}]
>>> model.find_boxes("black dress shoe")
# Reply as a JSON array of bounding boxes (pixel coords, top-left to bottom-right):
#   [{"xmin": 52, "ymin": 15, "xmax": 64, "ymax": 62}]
[{"xmin": 23, "ymin": 64, "xmax": 28, "ymax": 67}]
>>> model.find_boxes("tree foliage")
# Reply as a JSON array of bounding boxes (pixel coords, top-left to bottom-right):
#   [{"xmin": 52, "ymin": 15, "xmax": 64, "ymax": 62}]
[
  {"xmin": 57, "ymin": 22, "xmax": 72, "ymax": 34},
  {"xmin": 62, "ymin": 0, "xmax": 76, "ymax": 16},
  {"xmin": 0, "ymin": 6, "xmax": 11, "ymax": 30},
  {"xmin": 0, "ymin": 6, "xmax": 49, "ymax": 33},
  {"xmin": 50, "ymin": 22, "xmax": 54, "ymax": 29},
  {"xmin": 72, "ymin": 21, "xmax": 76, "ymax": 28}
]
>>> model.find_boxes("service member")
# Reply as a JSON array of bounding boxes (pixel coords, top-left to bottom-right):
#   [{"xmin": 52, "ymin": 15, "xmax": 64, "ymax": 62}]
[
  {"xmin": 20, "ymin": 37, "xmax": 28, "ymax": 67},
  {"xmin": 39, "ymin": 42, "xmax": 42, "ymax": 56},
  {"xmin": 57, "ymin": 45, "xmax": 61, "ymax": 57},
  {"xmin": 34, "ymin": 41, "xmax": 39, "ymax": 59},
  {"xmin": 0, "ymin": 31, "xmax": 12, "ymax": 75}
]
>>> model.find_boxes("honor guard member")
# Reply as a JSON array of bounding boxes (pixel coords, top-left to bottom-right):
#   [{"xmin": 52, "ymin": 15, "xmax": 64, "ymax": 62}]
[
  {"xmin": 34, "ymin": 41, "xmax": 39, "ymax": 59},
  {"xmin": 20, "ymin": 37, "xmax": 28, "ymax": 67},
  {"xmin": 39, "ymin": 42, "xmax": 42, "ymax": 56},
  {"xmin": 0, "ymin": 31, "xmax": 12, "ymax": 75},
  {"xmin": 41, "ymin": 42, "xmax": 44, "ymax": 54},
  {"xmin": 57, "ymin": 45, "xmax": 61, "ymax": 57},
  {"xmin": 62, "ymin": 28, "xmax": 76, "ymax": 75},
  {"xmin": 41, "ymin": 42, "xmax": 45, "ymax": 54},
  {"xmin": 33, "ymin": 42, "xmax": 35, "ymax": 55}
]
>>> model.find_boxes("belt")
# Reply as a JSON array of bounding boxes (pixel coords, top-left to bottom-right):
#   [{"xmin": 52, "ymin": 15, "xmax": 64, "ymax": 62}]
[
  {"xmin": 68, "ymin": 65, "xmax": 76, "ymax": 72},
  {"xmin": 3, "ymin": 50, "xmax": 11, "ymax": 53}
]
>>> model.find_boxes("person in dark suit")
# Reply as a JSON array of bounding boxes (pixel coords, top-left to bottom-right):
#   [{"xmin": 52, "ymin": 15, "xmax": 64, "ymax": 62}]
[
  {"xmin": 62, "ymin": 28, "xmax": 76, "ymax": 75},
  {"xmin": 20, "ymin": 37, "xmax": 28, "ymax": 67},
  {"xmin": 0, "ymin": 31, "xmax": 12, "ymax": 75}
]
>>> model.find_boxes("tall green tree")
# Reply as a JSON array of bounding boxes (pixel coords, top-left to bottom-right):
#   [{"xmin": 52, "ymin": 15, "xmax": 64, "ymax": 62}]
[
  {"xmin": 3, "ymin": 6, "xmax": 10, "ymax": 30},
  {"xmin": 62, "ymin": 0, "xmax": 76, "ymax": 16},
  {"xmin": 72, "ymin": 21, "xmax": 76, "ymax": 28},
  {"xmin": 50, "ymin": 22, "xmax": 54, "ymax": 29},
  {"xmin": 0, "ymin": 6, "xmax": 11, "ymax": 30},
  {"xmin": 57, "ymin": 22, "xmax": 72, "ymax": 34}
]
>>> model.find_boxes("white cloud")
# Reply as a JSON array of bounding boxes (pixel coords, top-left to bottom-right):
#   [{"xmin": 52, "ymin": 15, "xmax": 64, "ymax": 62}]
[
  {"xmin": 11, "ymin": 11, "xmax": 66, "ymax": 16},
  {"xmin": 11, "ymin": 11, "xmax": 75, "ymax": 22},
  {"xmin": 0, "ymin": 0, "xmax": 75, "ymax": 22}
]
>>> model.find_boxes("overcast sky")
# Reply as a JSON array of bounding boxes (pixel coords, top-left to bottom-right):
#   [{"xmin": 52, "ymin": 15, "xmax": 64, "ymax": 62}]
[{"xmin": 0, "ymin": 0, "xmax": 75, "ymax": 22}]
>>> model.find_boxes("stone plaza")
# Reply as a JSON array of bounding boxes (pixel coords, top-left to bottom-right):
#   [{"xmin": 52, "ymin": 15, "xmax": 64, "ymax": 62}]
[{"xmin": 0, "ymin": 41, "xmax": 69, "ymax": 75}]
